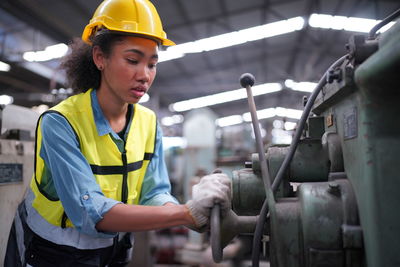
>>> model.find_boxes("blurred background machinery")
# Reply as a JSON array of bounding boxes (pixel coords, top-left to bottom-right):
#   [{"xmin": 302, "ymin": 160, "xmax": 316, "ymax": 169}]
[{"xmin": 0, "ymin": 105, "xmax": 38, "ymax": 263}]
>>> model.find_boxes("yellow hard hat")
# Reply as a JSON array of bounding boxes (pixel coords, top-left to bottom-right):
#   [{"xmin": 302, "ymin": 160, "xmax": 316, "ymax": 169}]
[{"xmin": 82, "ymin": 0, "xmax": 175, "ymax": 46}]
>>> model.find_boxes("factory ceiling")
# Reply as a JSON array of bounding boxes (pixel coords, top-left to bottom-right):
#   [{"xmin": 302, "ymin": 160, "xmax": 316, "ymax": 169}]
[{"xmin": 0, "ymin": 0, "xmax": 399, "ymax": 123}]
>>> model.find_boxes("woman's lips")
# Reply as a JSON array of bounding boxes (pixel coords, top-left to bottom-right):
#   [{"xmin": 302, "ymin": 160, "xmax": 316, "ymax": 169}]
[{"xmin": 131, "ymin": 87, "xmax": 146, "ymax": 98}]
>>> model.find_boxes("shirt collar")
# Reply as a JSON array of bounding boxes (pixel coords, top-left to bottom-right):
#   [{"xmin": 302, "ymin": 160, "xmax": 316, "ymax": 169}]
[
  {"xmin": 91, "ymin": 89, "xmax": 112, "ymax": 136},
  {"xmin": 90, "ymin": 89, "xmax": 133, "ymax": 138}
]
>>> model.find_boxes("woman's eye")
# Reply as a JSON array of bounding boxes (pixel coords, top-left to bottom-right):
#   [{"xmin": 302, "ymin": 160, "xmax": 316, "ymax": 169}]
[
  {"xmin": 127, "ymin": 59, "xmax": 138, "ymax": 64},
  {"xmin": 149, "ymin": 63, "xmax": 157, "ymax": 69}
]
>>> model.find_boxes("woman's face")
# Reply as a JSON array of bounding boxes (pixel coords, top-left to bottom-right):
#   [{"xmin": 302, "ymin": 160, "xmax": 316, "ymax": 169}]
[{"xmin": 95, "ymin": 36, "xmax": 159, "ymax": 104}]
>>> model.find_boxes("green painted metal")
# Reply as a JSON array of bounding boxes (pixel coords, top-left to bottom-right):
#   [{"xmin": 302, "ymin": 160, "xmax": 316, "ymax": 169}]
[
  {"xmin": 265, "ymin": 140, "xmax": 330, "ymax": 183},
  {"xmin": 269, "ymin": 180, "xmax": 363, "ymax": 267},
  {"xmin": 306, "ymin": 116, "xmax": 325, "ymax": 139},
  {"xmin": 311, "ymin": 19, "xmax": 400, "ymax": 267},
  {"xmin": 269, "ymin": 198, "xmax": 301, "ymax": 267},
  {"xmin": 232, "ymin": 168, "xmax": 265, "ymax": 216}
]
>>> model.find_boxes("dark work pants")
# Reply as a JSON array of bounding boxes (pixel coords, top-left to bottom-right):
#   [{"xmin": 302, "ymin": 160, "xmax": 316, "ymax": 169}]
[{"xmin": 4, "ymin": 202, "xmax": 133, "ymax": 267}]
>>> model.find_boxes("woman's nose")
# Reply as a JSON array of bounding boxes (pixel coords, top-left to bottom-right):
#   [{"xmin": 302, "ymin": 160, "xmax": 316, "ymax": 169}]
[{"xmin": 136, "ymin": 65, "xmax": 150, "ymax": 83}]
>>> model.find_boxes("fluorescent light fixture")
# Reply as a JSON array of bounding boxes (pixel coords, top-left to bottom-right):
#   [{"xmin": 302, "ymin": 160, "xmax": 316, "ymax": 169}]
[
  {"xmin": 161, "ymin": 114, "xmax": 184, "ymax": 126},
  {"xmin": 170, "ymin": 83, "xmax": 282, "ymax": 112},
  {"xmin": 0, "ymin": 95, "xmax": 14, "ymax": 105},
  {"xmin": 159, "ymin": 14, "xmax": 394, "ymax": 63},
  {"xmin": 284, "ymin": 121, "xmax": 297, "ymax": 131},
  {"xmin": 285, "ymin": 79, "xmax": 317, "ymax": 92},
  {"xmin": 243, "ymin": 108, "xmax": 276, "ymax": 122},
  {"xmin": 161, "ymin": 17, "xmax": 305, "ymax": 62},
  {"xmin": 309, "ymin": 14, "xmax": 395, "ymax": 33},
  {"xmin": 275, "ymin": 107, "xmax": 303, "ymax": 119},
  {"xmin": 216, "ymin": 115, "xmax": 243, "ymax": 127},
  {"xmin": 23, "ymin": 43, "xmax": 68, "ymax": 62},
  {"xmin": 218, "ymin": 107, "xmax": 303, "ymax": 128},
  {"xmin": 242, "ymin": 17, "xmax": 304, "ymax": 41},
  {"xmin": 0, "ymin": 61, "xmax": 11, "ymax": 72},
  {"xmin": 138, "ymin": 93, "xmax": 150, "ymax": 103},
  {"xmin": 158, "ymin": 50, "xmax": 184, "ymax": 63}
]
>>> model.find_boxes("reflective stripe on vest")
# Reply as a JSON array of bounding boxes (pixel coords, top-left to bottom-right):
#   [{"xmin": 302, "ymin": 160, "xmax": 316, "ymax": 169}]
[{"xmin": 30, "ymin": 89, "xmax": 157, "ymax": 228}]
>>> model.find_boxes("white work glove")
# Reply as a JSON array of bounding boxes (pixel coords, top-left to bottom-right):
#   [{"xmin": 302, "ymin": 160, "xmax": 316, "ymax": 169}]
[{"xmin": 186, "ymin": 173, "xmax": 232, "ymax": 228}]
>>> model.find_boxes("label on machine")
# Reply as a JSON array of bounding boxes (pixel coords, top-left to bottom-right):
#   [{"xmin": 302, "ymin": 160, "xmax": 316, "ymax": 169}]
[
  {"xmin": 343, "ymin": 107, "xmax": 358, "ymax": 140},
  {"xmin": 0, "ymin": 163, "xmax": 23, "ymax": 184}
]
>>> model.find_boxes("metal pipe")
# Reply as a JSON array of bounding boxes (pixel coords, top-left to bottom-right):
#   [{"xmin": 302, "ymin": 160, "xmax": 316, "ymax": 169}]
[{"xmin": 368, "ymin": 8, "xmax": 400, "ymax": 39}]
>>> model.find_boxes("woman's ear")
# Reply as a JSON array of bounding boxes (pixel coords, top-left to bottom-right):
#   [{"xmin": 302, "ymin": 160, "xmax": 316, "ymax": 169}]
[{"xmin": 92, "ymin": 46, "xmax": 105, "ymax": 71}]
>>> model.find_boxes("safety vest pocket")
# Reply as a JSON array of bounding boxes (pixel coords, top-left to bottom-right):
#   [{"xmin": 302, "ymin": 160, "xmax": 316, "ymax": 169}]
[
  {"xmin": 127, "ymin": 191, "xmax": 138, "ymax": 204},
  {"xmin": 101, "ymin": 186, "xmax": 118, "ymax": 200}
]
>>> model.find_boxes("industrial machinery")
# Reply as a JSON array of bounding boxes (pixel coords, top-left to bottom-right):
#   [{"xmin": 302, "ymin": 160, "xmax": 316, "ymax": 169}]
[
  {"xmin": 210, "ymin": 10, "xmax": 400, "ymax": 267},
  {"xmin": 0, "ymin": 105, "xmax": 38, "ymax": 264}
]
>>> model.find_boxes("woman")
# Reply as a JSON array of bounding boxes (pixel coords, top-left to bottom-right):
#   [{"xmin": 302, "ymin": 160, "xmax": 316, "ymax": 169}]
[{"xmin": 5, "ymin": 0, "xmax": 231, "ymax": 266}]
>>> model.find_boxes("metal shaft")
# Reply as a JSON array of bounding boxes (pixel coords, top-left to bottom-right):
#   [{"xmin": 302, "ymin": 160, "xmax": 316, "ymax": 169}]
[{"xmin": 242, "ymin": 75, "xmax": 275, "ymax": 207}]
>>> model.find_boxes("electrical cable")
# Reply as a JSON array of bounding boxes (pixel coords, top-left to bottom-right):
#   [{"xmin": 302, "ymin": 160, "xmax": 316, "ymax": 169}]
[
  {"xmin": 251, "ymin": 54, "xmax": 348, "ymax": 267},
  {"xmin": 368, "ymin": 8, "xmax": 400, "ymax": 39}
]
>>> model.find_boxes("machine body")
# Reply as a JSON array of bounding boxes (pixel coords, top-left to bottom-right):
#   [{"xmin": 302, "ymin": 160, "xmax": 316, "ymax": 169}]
[{"xmin": 215, "ymin": 18, "xmax": 400, "ymax": 267}]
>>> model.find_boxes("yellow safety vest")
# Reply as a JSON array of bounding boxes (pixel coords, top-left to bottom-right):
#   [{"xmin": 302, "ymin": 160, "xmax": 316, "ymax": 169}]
[{"xmin": 30, "ymin": 89, "xmax": 157, "ymax": 228}]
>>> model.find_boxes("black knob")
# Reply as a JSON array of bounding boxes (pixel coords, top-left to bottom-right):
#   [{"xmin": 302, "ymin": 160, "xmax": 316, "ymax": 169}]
[
  {"xmin": 239, "ymin": 73, "xmax": 255, "ymax": 88},
  {"xmin": 244, "ymin": 161, "xmax": 252, "ymax": 168}
]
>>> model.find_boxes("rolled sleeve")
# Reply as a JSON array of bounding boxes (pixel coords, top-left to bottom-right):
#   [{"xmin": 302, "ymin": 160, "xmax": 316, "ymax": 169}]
[
  {"xmin": 79, "ymin": 191, "xmax": 120, "ymax": 237},
  {"xmin": 40, "ymin": 113, "xmax": 120, "ymax": 238},
  {"xmin": 139, "ymin": 124, "xmax": 179, "ymax": 206}
]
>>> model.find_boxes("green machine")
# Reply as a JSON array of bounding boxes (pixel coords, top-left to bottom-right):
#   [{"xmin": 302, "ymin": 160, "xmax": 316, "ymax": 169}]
[{"xmin": 211, "ymin": 11, "xmax": 400, "ymax": 267}]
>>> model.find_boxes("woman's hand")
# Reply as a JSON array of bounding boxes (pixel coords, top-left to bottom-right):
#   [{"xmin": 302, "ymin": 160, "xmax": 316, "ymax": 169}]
[{"xmin": 186, "ymin": 173, "xmax": 232, "ymax": 229}]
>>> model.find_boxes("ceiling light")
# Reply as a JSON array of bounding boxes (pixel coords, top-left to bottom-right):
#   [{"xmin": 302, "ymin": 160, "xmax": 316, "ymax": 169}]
[
  {"xmin": 285, "ymin": 79, "xmax": 317, "ymax": 92},
  {"xmin": 275, "ymin": 107, "xmax": 303, "ymax": 119},
  {"xmin": 309, "ymin": 14, "xmax": 395, "ymax": 33},
  {"xmin": 161, "ymin": 17, "xmax": 305, "ymax": 62},
  {"xmin": 284, "ymin": 121, "xmax": 297, "ymax": 131},
  {"xmin": 0, "ymin": 61, "xmax": 11, "ymax": 72},
  {"xmin": 217, "ymin": 107, "xmax": 303, "ymax": 128},
  {"xmin": 242, "ymin": 17, "xmax": 304, "ymax": 41},
  {"xmin": 158, "ymin": 50, "xmax": 184, "ymax": 63},
  {"xmin": 216, "ymin": 115, "xmax": 243, "ymax": 127},
  {"xmin": 23, "ymin": 43, "xmax": 69, "ymax": 62},
  {"xmin": 0, "ymin": 95, "xmax": 14, "ymax": 105},
  {"xmin": 170, "ymin": 83, "xmax": 282, "ymax": 112},
  {"xmin": 243, "ymin": 108, "xmax": 276, "ymax": 122},
  {"xmin": 161, "ymin": 114, "xmax": 184, "ymax": 126}
]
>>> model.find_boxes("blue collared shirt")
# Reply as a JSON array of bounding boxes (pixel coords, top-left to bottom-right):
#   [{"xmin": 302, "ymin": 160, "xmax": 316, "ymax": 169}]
[{"xmin": 39, "ymin": 90, "xmax": 178, "ymax": 238}]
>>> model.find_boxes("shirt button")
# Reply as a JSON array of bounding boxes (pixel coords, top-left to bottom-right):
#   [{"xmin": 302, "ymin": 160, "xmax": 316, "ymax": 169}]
[{"xmin": 82, "ymin": 194, "xmax": 89, "ymax": 200}]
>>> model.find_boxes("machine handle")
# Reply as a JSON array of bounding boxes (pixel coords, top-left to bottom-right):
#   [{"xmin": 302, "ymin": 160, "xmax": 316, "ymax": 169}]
[
  {"xmin": 210, "ymin": 204, "xmax": 222, "ymax": 263},
  {"xmin": 210, "ymin": 168, "xmax": 223, "ymax": 263}
]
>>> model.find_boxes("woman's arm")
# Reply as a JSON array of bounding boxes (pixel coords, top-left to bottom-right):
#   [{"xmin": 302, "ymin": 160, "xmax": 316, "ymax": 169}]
[
  {"xmin": 97, "ymin": 173, "xmax": 232, "ymax": 233},
  {"xmin": 96, "ymin": 203, "xmax": 194, "ymax": 232}
]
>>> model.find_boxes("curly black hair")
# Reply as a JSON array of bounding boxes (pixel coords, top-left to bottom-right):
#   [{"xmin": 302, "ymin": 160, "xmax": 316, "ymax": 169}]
[{"xmin": 60, "ymin": 32, "xmax": 125, "ymax": 92}]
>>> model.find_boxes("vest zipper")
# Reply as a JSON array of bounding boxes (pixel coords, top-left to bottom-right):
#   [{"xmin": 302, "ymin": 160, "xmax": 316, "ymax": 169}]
[{"xmin": 121, "ymin": 151, "xmax": 128, "ymax": 203}]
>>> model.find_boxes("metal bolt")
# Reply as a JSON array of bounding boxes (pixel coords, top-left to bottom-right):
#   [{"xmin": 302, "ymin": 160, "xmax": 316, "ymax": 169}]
[
  {"xmin": 303, "ymin": 96, "xmax": 308, "ymax": 107},
  {"xmin": 328, "ymin": 182, "xmax": 341, "ymax": 195}
]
